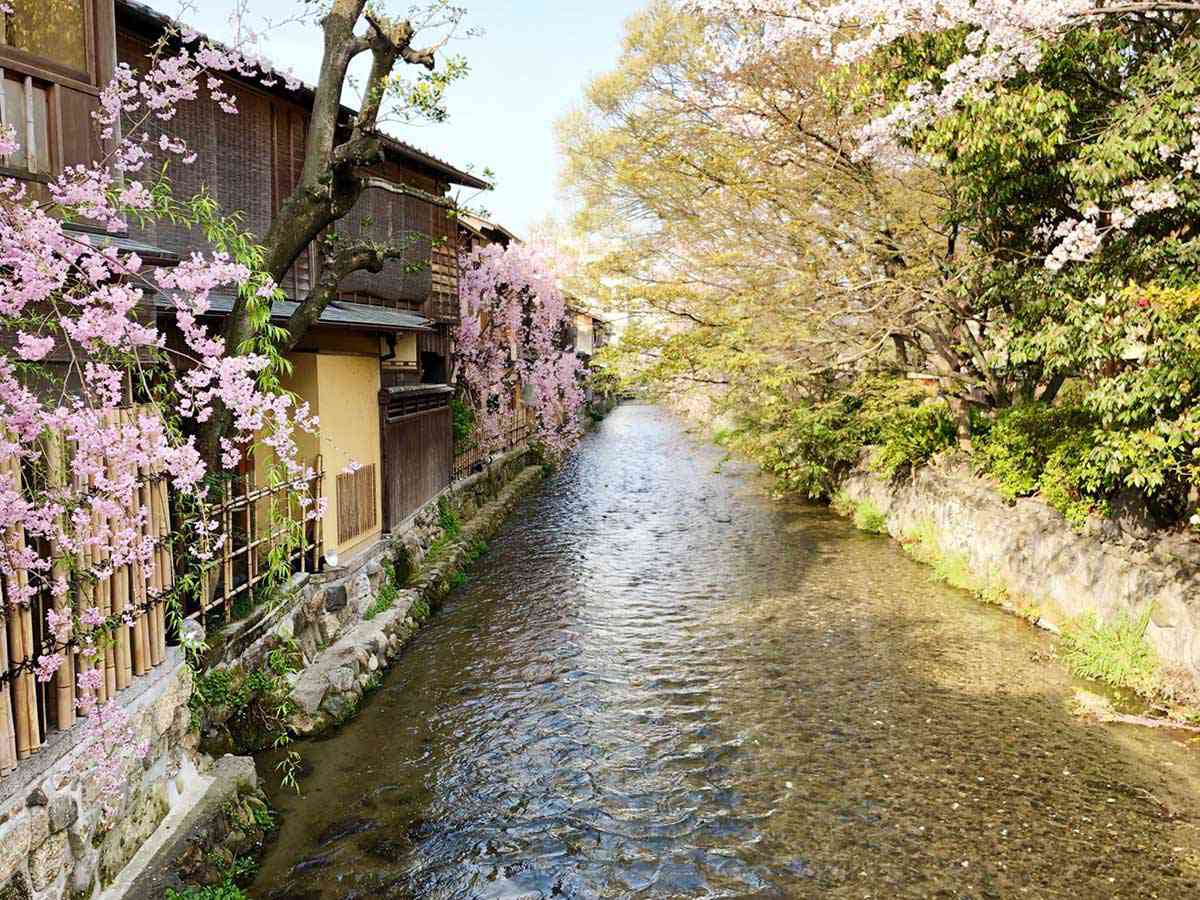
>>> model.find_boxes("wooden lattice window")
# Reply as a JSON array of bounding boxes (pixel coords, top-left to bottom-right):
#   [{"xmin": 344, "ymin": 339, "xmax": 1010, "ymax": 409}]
[{"xmin": 336, "ymin": 463, "xmax": 377, "ymax": 544}]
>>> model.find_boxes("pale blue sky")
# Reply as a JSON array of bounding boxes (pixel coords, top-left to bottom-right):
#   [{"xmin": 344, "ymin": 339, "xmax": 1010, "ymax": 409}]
[{"xmin": 181, "ymin": 0, "xmax": 647, "ymax": 238}]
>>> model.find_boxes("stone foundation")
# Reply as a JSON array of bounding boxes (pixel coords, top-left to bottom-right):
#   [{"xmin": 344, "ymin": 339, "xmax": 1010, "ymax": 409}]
[
  {"xmin": 286, "ymin": 459, "xmax": 545, "ymax": 735},
  {"xmin": 0, "ymin": 653, "xmax": 194, "ymax": 900},
  {"xmin": 840, "ymin": 455, "xmax": 1200, "ymax": 692}
]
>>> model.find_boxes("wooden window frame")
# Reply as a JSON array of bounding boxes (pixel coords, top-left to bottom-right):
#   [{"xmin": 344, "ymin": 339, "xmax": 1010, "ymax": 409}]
[
  {"xmin": 0, "ymin": 0, "xmax": 103, "ymax": 180},
  {"xmin": 0, "ymin": 0, "xmax": 99, "ymax": 89}
]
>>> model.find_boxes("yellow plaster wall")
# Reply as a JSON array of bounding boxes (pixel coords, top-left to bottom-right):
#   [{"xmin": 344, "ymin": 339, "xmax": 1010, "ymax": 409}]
[{"xmin": 315, "ymin": 353, "xmax": 383, "ymax": 558}]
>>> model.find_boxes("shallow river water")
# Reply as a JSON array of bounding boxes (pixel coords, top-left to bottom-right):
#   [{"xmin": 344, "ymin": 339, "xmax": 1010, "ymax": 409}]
[{"xmin": 253, "ymin": 403, "xmax": 1200, "ymax": 899}]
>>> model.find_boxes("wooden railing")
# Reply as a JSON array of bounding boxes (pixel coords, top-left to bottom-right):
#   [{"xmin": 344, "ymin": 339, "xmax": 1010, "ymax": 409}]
[
  {"xmin": 0, "ymin": 407, "xmax": 173, "ymax": 776},
  {"xmin": 453, "ymin": 411, "xmax": 534, "ymax": 482},
  {"xmin": 195, "ymin": 460, "xmax": 325, "ymax": 625}
]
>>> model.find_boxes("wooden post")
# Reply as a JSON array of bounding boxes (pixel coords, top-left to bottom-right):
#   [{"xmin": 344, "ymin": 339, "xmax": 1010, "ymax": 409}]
[
  {"xmin": 2, "ymin": 454, "xmax": 38, "ymax": 758},
  {"xmin": 41, "ymin": 429, "xmax": 74, "ymax": 732},
  {"xmin": 222, "ymin": 479, "xmax": 233, "ymax": 620},
  {"xmin": 0, "ymin": 579, "xmax": 18, "ymax": 774}
]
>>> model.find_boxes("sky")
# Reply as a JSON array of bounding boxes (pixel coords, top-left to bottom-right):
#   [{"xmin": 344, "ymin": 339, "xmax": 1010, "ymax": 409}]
[{"xmin": 181, "ymin": 0, "xmax": 648, "ymax": 239}]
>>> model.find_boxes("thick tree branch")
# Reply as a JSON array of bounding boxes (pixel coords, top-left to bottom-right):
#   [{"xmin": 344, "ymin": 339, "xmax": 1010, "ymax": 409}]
[{"xmin": 281, "ymin": 241, "xmax": 412, "ymax": 353}]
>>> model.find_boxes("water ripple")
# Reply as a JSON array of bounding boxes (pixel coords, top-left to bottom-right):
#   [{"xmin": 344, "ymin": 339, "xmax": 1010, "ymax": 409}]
[{"xmin": 255, "ymin": 404, "xmax": 1200, "ymax": 899}]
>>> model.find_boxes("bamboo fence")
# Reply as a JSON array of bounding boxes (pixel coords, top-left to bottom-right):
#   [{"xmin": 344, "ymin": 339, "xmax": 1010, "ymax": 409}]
[
  {"xmin": 195, "ymin": 459, "xmax": 324, "ymax": 624},
  {"xmin": 0, "ymin": 405, "xmax": 325, "ymax": 779},
  {"xmin": 0, "ymin": 405, "xmax": 173, "ymax": 775},
  {"xmin": 452, "ymin": 409, "xmax": 534, "ymax": 482}
]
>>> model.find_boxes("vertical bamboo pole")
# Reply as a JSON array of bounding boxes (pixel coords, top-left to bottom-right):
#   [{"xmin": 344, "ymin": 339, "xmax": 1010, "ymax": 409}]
[
  {"xmin": 106, "ymin": 412, "xmax": 132, "ymax": 691},
  {"xmin": 222, "ymin": 479, "xmax": 233, "ymax": 620},
  {"xmin": 3, "ymin": 455, "xmax": 38, "ymax": 758},
  {"xmin": 152, "ymin": 473, "xmax": 168, "ymax": 664},
  {"xmin": 97, "ymin": 475, "xmax": 114, "ymax": 704},
  {"xmin": 121, "ymin": 410, "xmax": 147, "ymax": 679},
  {"xmin": 75, "ymin": 467, "xmax": 96, "ymax": 716},
  {"xmin": 316, "ymin": 457, "xmax": 324, "ymax": 570},
  {"xmin": 42, "ymin": 428, "xmax": 74, "ymax": 733},
  {"xmin": 0, "ymin": 579, "xmax": 18, "ymax": 774},
  {"xmin": 138, "ymin": 429, "xmax": 162, "ymax": 669},
  {"xmin": 149, "ymin": 403, "xmax": 166, "ymax": 665}
]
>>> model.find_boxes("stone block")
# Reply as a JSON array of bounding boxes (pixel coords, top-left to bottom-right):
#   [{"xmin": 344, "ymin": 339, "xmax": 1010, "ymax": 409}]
[
  {"xmin": 328, "ymin": 666, "xmax": 357, "ymax": 695},
  {"xmin": 26, "ymin": 808, "xmax": 47, "ymax": 855},
  {"xmin": 28, "ymin": 830, "xmax": 67, "ymax": 892},
  {"xmin": 324, "ymin": 584, "xmax": 348, "ymax": 612},
  {"xmin": 0, "ymin": 872, "xmax": 30, "ymax": 900},
  {"xmin": 348, "ymin": 574, "xmax": 371, "ymax": 606},
  {"xmin": 0, "ymin": 813, "xmax": 29, "ymax": 886},
  {"xmin": 291, "ymin": 677, "xmax": 328, "ymax": 716},
  {"xmin": 47, "ymin": 795, "xmax": 78, "ymax": 835}
]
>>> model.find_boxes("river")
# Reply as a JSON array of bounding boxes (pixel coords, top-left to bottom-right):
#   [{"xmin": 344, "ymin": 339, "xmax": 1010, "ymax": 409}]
[{"xmin": 253, "ymin": 403, "xmax": 1200, "ymax": 899}]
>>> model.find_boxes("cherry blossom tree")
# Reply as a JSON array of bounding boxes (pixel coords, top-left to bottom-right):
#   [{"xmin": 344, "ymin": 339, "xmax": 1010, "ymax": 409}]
[
  {"xmin": 456, "ymin": 243, "xmax": 585, "ymax": 461},
  {"xmin": 0, "ymin": 12, "xmax": 340, "ymax": 814}
]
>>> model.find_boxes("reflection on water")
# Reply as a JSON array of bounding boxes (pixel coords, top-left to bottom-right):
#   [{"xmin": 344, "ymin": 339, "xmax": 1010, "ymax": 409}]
[{"xmin": 253, "ymin": 404, "xmax": 1200, "ymax": 899}]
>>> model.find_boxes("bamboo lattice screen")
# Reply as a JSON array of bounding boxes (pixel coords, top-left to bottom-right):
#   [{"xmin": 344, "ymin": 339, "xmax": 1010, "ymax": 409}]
[
  {"xmin": 336, "ymin": 463, "xmax": 377, "ymax": 545},
  {"xmin": 0, "ymin": 406, "xmax": 172, "ymax": 776}
]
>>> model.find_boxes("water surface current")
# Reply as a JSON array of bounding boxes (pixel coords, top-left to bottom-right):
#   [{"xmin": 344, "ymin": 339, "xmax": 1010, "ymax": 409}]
[{"xmin": 254, "ymin": 403, "xmax": 1200, "ymax": 898}]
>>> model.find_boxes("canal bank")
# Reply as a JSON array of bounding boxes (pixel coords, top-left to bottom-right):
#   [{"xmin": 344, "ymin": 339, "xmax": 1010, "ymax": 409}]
[
  {"xmin": 836, "ymin": 453, "xmax": 1200, "ymax": 710},
  {"xmin": 250, "ymin": 404, "xmax": 1200, "ymax": 898},
  {"xmin": 118, "ymin": 447, "xmax": 548, "ymax": 899}
]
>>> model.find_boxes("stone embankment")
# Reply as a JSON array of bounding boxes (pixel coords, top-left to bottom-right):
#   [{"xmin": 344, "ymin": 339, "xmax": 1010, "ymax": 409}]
[
  {"xmin": 840, "ymin": 453, "xmax": 1200, "ymax": 693},
  {"xmin": 285, "ymin": 458, "xmax": 544, "ymax": 735}
]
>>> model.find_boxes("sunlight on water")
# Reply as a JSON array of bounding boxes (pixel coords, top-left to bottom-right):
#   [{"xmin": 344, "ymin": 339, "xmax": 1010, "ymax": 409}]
[{"xmin": 254, "ymin": 404, "xmax": 1200, "ymax": 899}]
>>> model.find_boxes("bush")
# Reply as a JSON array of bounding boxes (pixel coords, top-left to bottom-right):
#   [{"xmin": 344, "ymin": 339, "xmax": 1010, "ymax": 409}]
[
  {"xmin": 1041, "ymin": 432, "xmax": 1108, "ymax": 528},
  {"xmin": 451, "ymin": 397, "xmax": 476, "ymax": 445},
  {"xmin": 872, "ymin": 402, "xmax": 957, "ymax": 478},
  {"xmin": 167, "ymin": 882, "xmax": 248, "ymax": 900},
  {"xmin": 972, "ymin": 403, "xmax": 1095, "ymax": 501},
  {"xmin": 971, "ymin": 402, "xmax": 1110, "ymax": 527},
  {"xmin": 852, "ymin": 499, "xmax": 888, "ymax": 533},
  {"xmin": 736, "ymin": 376, "xmax": 933, "ymax": 499}
]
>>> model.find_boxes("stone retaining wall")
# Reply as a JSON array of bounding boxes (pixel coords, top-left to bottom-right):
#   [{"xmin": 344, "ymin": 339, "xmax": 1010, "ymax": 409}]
[
  {"xmin": 840, "ymin": 455, "xmax": 1200, "ymax": 691},
  {"xmin": 287, "ymin": 460, "xmax": 545, "ymax": 734},
  {"xmin": 0, "ymin": 653, "xmax": 195, "ymax": 900}
]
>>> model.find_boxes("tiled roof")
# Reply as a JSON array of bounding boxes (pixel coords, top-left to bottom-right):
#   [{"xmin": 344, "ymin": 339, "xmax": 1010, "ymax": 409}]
[
  {"xmin": 154, "ymin": 292, "xmax": 433, "ymax": 333},
  {"xmin": 115, "ymin": 0, "xmax": 492, "ymax": 190},
  {"xmin": 62, "ymin": 223, "xmax": 179, "ymax": 265}
]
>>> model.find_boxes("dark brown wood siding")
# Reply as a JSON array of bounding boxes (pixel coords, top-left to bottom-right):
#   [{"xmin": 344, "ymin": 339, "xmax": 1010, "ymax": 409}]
[
  {"xmin": 379, "ymin": 388, "xmax": 453, "ymax": 531},
  {"xmin": 118, "ymin": 26, "xmax": 460, "ymax": 314}
]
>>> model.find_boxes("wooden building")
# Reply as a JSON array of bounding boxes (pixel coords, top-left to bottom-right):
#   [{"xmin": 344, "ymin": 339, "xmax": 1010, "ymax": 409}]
[{"xmin": 115, "ymin": 0, "xmax": 490, "ymax": 563}]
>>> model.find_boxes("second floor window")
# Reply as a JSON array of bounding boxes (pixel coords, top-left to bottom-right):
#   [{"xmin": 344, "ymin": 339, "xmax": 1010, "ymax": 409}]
[
  {"xmin": 0, "ymin": 0, "xmax": 89, "ymax": 76},
  {"xmin": 0, "ymin": 70, "xmax": 49, "ymax": 174}
]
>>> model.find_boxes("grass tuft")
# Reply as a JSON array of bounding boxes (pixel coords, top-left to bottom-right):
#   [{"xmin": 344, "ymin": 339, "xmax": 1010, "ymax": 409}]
[{"xmin": 1060, "ymin": 606, "xmax": 1161, "ymax": 698}]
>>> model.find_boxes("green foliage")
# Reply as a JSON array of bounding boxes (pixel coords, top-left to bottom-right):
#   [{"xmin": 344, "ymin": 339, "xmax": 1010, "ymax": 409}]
[
  {"xmin": 364, "ymin": 558, "xmax": 402, "ymax": 621},
  {"xmin": 451, "ymin": 397, "xmax": 476, "ymax": 445},
  {"xmin": 463, "ymin": 537, "xmax": 488, "ymax": 563},
  {"xmin": 872, "ymin": 402, "xmax": 957, "ymax": 478},
  {"xmin": 1060, "ymin": 606, "xmax": 1161, "ymax": 698},
  {"xmin": 972, "ymin": 403, "xmax": 1092, "ymax": 500},
  {"xmin": 410, "ymin": 595, "xmax": 431, "ymax": 621},
  {"xmin": 166, "ymin": 883, "xmax": 248, "ymax": 900},
  {"xmin": 189, "ymin": 642, "xmax": 300, "ymax": 770},
  {"xmin": 852, "ymin": 499, "xmax": 888, "ymax": 534},
  {"xmin": 1040, "ymin": 432, "xmax": 1109, "ymax": 529},
  {"xmin": 437, "ymin": 495, "xmax": 461, "ymax": 536},
  {"xmin": 734, "ymin": 377, "xmax": 934, "ymax": 500},
  {"xmin": 448, "ymin": 571, "xmax": 468, "ymax": 590}
]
